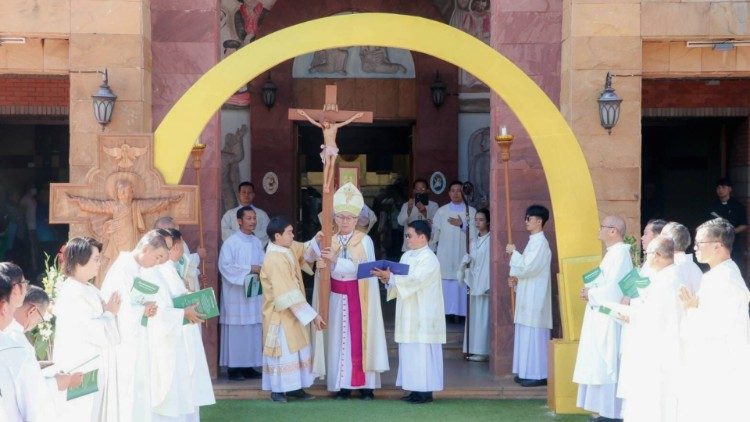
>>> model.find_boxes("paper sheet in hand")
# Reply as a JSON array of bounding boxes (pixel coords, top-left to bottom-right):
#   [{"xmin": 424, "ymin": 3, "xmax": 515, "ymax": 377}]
[
  {"xmin": 356, "ymin": 260, "xmax": 409, "ymax": 280},
  {"xmin": 66, "ymin": 369, "xmax": 99, "ymax": 401},
  {"xmin": 173, "ymin": 288, "xmax": 220, "ymax": 325},
  {"xmin": 132, "ymin": 277, "xmax": 160, "ymax": 326}
]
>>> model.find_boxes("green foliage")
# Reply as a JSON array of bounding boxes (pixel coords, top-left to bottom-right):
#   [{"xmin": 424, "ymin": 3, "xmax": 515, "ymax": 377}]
[
  {"xmin": 623, "ymin": 235, "xmax": 641, "ymax": 268},
  {"xmin": 29, "ymin": 252, "xmax": 65, "ymax": 360}
]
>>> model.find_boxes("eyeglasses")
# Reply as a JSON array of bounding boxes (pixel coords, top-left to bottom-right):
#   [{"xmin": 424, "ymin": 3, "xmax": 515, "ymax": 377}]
[
  {"xmin": 694, "ymin": 240, "xmax": 718, "ymax": 247},
  {"xmin": 33, "ymin": 306, "xmax": 46, "ymax": 322},
  {"xmin": 600, "ymin": 225, "xmax": 616, "ymax": 230},
  {"xmin": 335, "ymin": 215, "xmax": 356, "ymax": 222}
]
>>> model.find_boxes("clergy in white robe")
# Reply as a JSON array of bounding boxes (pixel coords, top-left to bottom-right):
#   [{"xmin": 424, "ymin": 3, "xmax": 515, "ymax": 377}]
[
  {"xmin": 615, "ymin": 236, "xmax": 682, "ymax": 422},
  {"xmin": 140, "ymin": 228, "xmax": 215, "ymax": 420},
  {"xmin": 506, "ymin": 205, "xmax": 552, "ymax": 386},
  {"xmin": 154, "ymin": 216, "xmax": 204, "ymax": 292},
  {"xmin": 373, "ymin": 220, "xmax": 446, "ymax": 404},
  {"xmin": 260, "ymin": 217, "xmax": 326, "ymax": 402},
  {"xmin": 430, "ymin": 181, "xmax": 476, "ymax": 317},
  {"xmin": 220, "ymin": 182, "xmax": 270, "ymax": 246},
  {"xmin": 309, "ymin": 183, "xmax": 389, "ymax": 399},
  {"xmin": 573, "ymin": 215, "xmax": 632, "ymax": 420},
  {"xmin": 219, "ymin": 206, "xmax": 266, "ymax": 379},
  {"xmin": 678, "ymin": 218, "xmax": 750, "ymax": 422},
  {"xmin": 0, "ymin": 265, "xmax": 57, "ymax": 422},
  {"xmin": 397, "ymin": 179, "xmax": 439, "ymax": 252},
  {"xmin": 101, "ymin": 230, "xmax": 171, "ymax": 422},
  {"xmin": 662, "ymin": 222, "xmax": 703, "ymax": 293},
  {"xmin": 457, "ymin": 208, "xmax": 492, "ymax": 360}
]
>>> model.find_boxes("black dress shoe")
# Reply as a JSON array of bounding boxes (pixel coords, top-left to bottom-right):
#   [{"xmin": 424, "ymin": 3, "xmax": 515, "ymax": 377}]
[
  {"xmin": 513, "ymin": 375, "xmax": 525, "ymax": 384},
  {"xmin": 242, "ymin": 368, "xmax": 262, "ymax": 379},
  {"xmin": 270, "ymin": 392, "xmax": 287, "ymax": 403},
  {"xmin": 408, "ymin": 391, "xmax": 434, "ymax": 404},
  {"xmin": 227, "ymin": 368, "xmax": 245, "ymax": 381},
  {"xmin": 335, "ymin": 389, "xmax": 351, "ymax": 400},
  {"xmin": 593, "ymin": 418, "xmax": 622, "ymax": 422},
  {"xmin": 286, "ymin": 389, "xmax": 315, "ymax": 400},
  {"xmin": 359, "ymin": 389, "xmax": 374, "ymax": 400},
  {"xmin": 520, "ymin": 378, "xmax": 547, "ymax": 387},
  {"xmin": 400, "ymin": 392, "xmax": 415, "ymax": 402}
]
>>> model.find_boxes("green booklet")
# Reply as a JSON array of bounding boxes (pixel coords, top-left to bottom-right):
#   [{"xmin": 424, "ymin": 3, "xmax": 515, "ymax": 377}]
[
  {"xmin": 66, "ymin": 369, "xmax": 99, "ymax": 401},
  {"xmin": 244, "ymin": 273, "xmax": 262, "ymax": 298},
  {"xmin": 618, "ymin": 268, "xmax": 651, "ymax": 298},
  {"xmin": 131, "ymin": 277, "xmax": 160, "ymax": 327},
  {"xmin": 582, "ymin": 267, "xmax": 602, "ymax": 286},
  {"xmin": 173, "ymin": 288, "xmax": 220, "ymax": 325}
]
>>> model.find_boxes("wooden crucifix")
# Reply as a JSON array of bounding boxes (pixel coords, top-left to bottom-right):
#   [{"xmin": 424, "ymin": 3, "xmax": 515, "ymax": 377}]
[{"xmin": 288, "ymin": 85, "xmax": 373, "ymax": 322}]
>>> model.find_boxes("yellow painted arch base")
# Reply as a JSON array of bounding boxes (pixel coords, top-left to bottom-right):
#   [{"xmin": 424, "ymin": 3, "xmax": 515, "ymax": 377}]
[{"xmin": 153, "ymin": 13, "xmax": 599, "ymax": 413}]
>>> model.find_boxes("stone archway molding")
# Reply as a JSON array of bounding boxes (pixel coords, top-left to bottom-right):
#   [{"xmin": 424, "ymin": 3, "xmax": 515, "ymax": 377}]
[{"xmin": 153, "ymin": 13, "xmax": 600, "ymax": 413}]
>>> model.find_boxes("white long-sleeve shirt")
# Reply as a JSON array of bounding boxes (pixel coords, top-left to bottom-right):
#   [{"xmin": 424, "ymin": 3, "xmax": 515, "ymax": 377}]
[{"xmin": 509, "ymin": 231, "xmax": 552, "ymax": 329}]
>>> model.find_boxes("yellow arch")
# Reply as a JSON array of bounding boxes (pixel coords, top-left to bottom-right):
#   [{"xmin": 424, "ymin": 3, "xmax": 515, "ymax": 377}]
[{"xmin": 155, "ymin": 13, "xmax": 598, "ymax": 412}]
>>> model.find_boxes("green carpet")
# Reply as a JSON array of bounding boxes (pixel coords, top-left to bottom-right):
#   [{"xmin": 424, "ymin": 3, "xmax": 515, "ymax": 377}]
[{"xmin": 200, "ymin": 399, "xmax": 588, "ymax": 421}]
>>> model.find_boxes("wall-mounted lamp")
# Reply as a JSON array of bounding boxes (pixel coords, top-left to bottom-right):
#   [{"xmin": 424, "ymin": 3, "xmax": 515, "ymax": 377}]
[
  {"xmin": 430, "ymin": 71, "xmax": 448, "ymax": 108},
  {"xmin": 597, "ymin": 72, "xmax": 622, "ymax": 135},
  {"xmin": 261, "ymin": 73, "xmax": 277, "ymax": 108},
  {"xmin": 91, "ymin": 69, "xmax": 117, "ymax": 131}
]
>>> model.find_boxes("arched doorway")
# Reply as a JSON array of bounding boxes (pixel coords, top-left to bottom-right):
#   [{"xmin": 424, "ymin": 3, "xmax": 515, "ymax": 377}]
[{"xmin": 153, "ymin": 13, "xmax": 600, "ymax": 413}]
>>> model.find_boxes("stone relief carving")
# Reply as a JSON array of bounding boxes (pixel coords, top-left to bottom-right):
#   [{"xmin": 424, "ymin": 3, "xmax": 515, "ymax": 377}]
[
  {"xmin": 308, "ymin": 48, "xmax": 350, "ymax": 75},
  {"xmin": 359, "ymin": 46, "xmax": 407, "ymax": 74},
  {"xmin": 221, "ymin": 124, "xmax": 247, "ymax": 212},
  {"xmin": 467, "ymin": 126, "xmax": 490, "ymax": 209}
]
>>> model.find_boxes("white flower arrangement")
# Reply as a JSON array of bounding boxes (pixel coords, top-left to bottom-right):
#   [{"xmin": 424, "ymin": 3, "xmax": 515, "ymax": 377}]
[{"xmin": 29, "ymin": 251, "xmax": 65, "ymax": 360}]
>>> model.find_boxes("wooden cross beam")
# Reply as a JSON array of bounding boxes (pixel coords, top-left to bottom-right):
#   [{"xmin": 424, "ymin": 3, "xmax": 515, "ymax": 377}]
[{"xmin": 288, "ymin": 85, "xmax": 373, "ymax": 323}]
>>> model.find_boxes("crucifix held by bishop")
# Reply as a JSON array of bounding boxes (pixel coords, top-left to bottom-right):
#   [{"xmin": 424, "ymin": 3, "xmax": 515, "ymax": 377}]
[{"xmin": 288, "ymin": 85, "xmax": 373, "ymax": 322}]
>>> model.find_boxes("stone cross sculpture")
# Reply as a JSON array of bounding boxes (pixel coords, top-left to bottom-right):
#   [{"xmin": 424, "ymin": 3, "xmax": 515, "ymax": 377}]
[
  {"xmin": 287, "ymin": 85, "xmax": 373, "ymax": 322},
  {"xmin": 50, "ymin": 134, "xmax": 199, "ymax": 283}
]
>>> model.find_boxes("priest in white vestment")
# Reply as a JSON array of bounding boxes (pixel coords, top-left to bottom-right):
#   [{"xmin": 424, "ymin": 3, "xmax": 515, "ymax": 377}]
[
  {"xmin": 219, "ymin": 205, "xmax": 265, "ymax": 380},
  {"xmin": 140, "ymin": 228, "xmax": 215, "ymax": 420},
  {"xmin": 0, "ymin": 263, "xmax": 57, "ymax": 422},
  {"xmin": 260, "ymin": 216, "xmax": 325, "ymax": 402},
  {"xmin": 458, "ymin": 208, "xmax": 491, "ymax": 361},
  {"xmin": 154, "ymin": 216, "xmax": 204, "ymax": 292},
  {"xmin": 506, "ymin": 205, "xmax": 552, "ymax": 387},
  {"xmin": 373, "ymin": 220, "xmax": 446, "ymax": 404},
  {"xmin": 310, "ymin": 183, "xmax": 389, "ymax": 399},
  {"xmin": 662, "ymin": 222, "xmax": 703, "ymax": 293},
  {"xmin": 616, "ymin": 236, "xmax": 682, "ymax": 422},
  {"xmin": 397, "ymin": 179, "xmax": 439, "ymax": 251},
  {"xmin": 101, "ymin": 230, "xmax": 172, "ymax": 422},
  {"xmin": 573, "ymin": 215, "xmax": 632, "ymax": 421},
  {"xmin": 678, "ymin": 218, "xmax": 750, "ymax": 422},
  {"xmin": 430, "ymin": 181, "xmax": 476, "ymax": 318},
  {"xmin": 220, "ymin": 181, "xmax": 270, "ymax": 246}
]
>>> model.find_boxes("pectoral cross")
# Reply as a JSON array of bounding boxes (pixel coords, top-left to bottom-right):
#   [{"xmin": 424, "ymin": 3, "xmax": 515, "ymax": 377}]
[{"xmin": 288, "ymin": 85, "xmax": 373, "ymax": 323}]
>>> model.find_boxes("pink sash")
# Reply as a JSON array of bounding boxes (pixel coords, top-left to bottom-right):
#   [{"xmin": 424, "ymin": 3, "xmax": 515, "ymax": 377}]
[{"xmin": 331, "ymin": 278, "xmax": 365, "ymax": 387}]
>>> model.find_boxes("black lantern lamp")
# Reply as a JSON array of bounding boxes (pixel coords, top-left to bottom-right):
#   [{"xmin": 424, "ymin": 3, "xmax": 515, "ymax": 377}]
[
  {"xmin": 597, "ymin": 72, "xmax": 622, "ymax": 135},
  {"xmin": 92, "ymin": 69, "xmax": 117, "ymax": 131},
  {"xmin": 261, "ymin": 73, "xmax": 277, "ymax": 108},
  {"xmin": 430, "ymin": 71, "xmax": 447, "ymax": 108}
]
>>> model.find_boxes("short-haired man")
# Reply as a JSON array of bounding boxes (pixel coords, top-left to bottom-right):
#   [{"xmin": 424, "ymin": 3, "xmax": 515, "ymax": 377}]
[
  {"xmin": 260, "ymin": 216, "xmax": 325, "ymax": 403},
  {"xmin": 708, "ymin": 178, "xmax": 748, "ymax": 277},
  {"xmin": 397, "ymin": 179, "xmax": 439, "ymax": 251},
  {"xmin": 372, "ymin": 220, "xmax": 446, "ymax": 404},
  {"xmin": 221, "ymin": 182, "xmax": 270, "ymax": 246},
  {"xmin": 678, "ymin": 218, "xmax": 750, "ymax": 421},
  {"xmin": 640, "ymin": 219, "xmax": 667, "ymax": 261},
  {"xmin": 573, "ymin": 215, "xmax": 632, "ymax": 422},
  {"xmin": 219, "ymin": 205, "xmax": 265, "ymax": 380},
  {"xmin": 431, "ymin": 181, "xmax": 476, "ymax": 320},
  {"xmin": 661, "ymin": 222, "xmax": 702, "ymax": 293},
  {"xmin": 506, "ymin": 205, "xmax": 552, "ymax": 387}
]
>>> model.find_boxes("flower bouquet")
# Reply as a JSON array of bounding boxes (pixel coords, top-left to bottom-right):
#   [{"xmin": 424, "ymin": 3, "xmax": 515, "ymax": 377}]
[{"xmin": 29, "ymin": 250, "xmax": 65, "ymax": 360}]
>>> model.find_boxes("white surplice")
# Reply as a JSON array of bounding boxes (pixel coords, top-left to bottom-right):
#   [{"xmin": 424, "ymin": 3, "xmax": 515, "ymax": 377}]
[
  {"xmin": 220, "ymin": 204, "xmax": 270, "ymax": 246},
  {"xmin": 673, "ymin": 252, "xmax": 702, "ymax": 293},
  {"xmin": 387, "ymin": 245, "xmax": 446, "ymax": 392},
  {"xmin": 509, "ymin": 231, "xmax": 552, "ymax": 379},
  {"xmin": 457, "ymin": 233, "xmax": 491, "ymax": 355},
  {"xmin": 218, "ymin": 230, "xmax": 265, "ymax": 368},
  {"xmin": 54, "ymin": 278, "xmax": 120, "ymax": 422},
  {"xmin": 140, "ymin": 263, "xmax": 215, "ymax": 421},
  {"xmin": 0, "ymin": 332, "xmax": 57, "ymax": 422},
  {"xmin": 100, "ymin": 251, "xmax": 149, "ymax": 422},
  {"xmin": 431, "ymin": 202, "xmax": 476, "ymax": 316},
  {"xmin": 396, "ymin": 200, "xmax": 439, "ymax": 251},
  {"xmin": 573, "ymin": 242, "xmax": 632, "ymax": 419},
  {"xmin": 678, "ymin": 259, "xmax": 750, "ymax": 422},
  {"xmin": 617, "ymin": 264, "xmax": 682, "ymax": 422}
]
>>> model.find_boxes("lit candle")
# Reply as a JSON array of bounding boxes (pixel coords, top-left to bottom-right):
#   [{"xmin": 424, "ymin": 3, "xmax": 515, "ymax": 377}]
[{"xmin": 501, "ymin": 126, "xmax": 507, "ymax": 136}]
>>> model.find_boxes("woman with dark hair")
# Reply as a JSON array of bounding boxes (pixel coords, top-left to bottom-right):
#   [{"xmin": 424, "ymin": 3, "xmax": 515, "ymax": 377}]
[
  {"xmin": 458, "ymin": 208, "xmax": 491, "ymax": 361},
  {"xmin": 55, "ymin": 237, "xmax": 121, "ymax": 421}
]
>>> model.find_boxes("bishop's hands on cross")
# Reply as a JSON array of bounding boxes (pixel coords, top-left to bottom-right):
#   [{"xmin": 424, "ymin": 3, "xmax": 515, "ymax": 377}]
[{"xmin": 297, "ymin": 109, "xmax": 364, "ymax": 193}]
